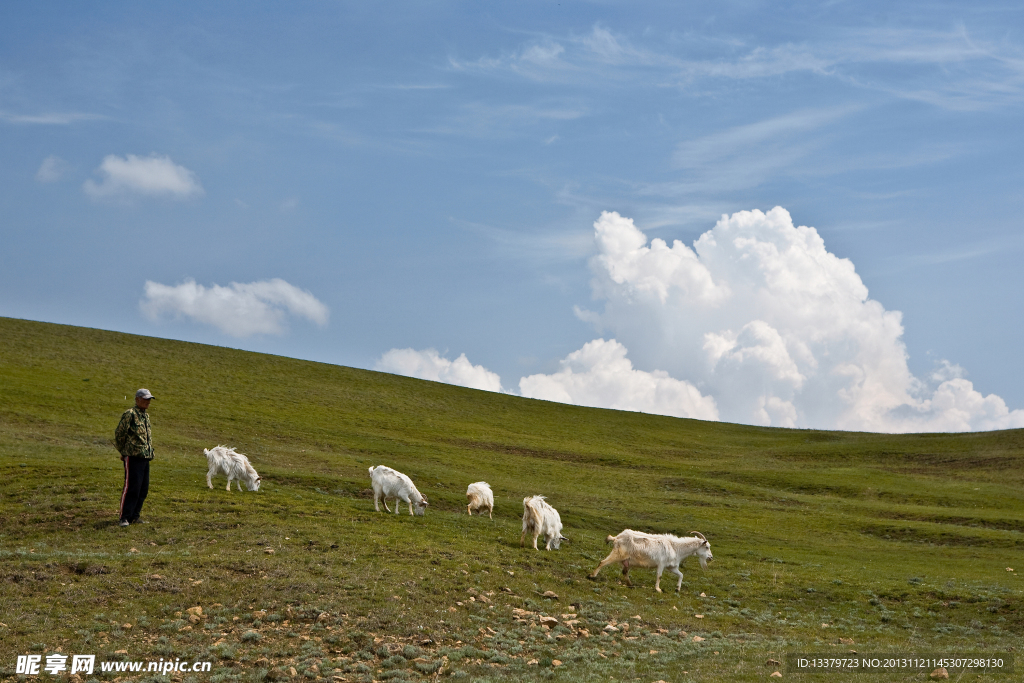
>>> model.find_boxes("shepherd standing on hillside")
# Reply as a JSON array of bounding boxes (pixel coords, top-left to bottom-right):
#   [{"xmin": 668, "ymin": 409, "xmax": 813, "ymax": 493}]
[{"xmin": 114, "ymin": 388, "xmax": 156, "ymax": 527}]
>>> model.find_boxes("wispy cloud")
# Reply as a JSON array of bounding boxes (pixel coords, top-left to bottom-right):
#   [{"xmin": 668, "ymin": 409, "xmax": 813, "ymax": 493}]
[
  {"xmin": 0, "ymin": 110, "xmax": 104, "ymax": 125},
  {"xmin": 35, "ymin": 155, "xmax": 71, "ymax": 183},
  {"xmin": 417, "ymin": 101, "xmax": 587, "ymax": 139},
  {"xmin": 452, "ymin": 24, "xmax": 1024, "ymax": 110},
  {"xmin": 141, "ymin": 278, "xmax": 329, "ymax": 337},
  {"xmin": 454, "ymin": 217, "xmax": 593, "ymax": 264},
  {"xmin": 84, "ymin": 154, "xmax": 204, "ymax": 201}
]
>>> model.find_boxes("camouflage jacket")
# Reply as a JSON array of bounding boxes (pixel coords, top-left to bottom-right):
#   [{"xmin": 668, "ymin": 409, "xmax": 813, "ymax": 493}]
[{"xmin": 114, "ymin": 406, "xmax": 154, "ymax": 459}]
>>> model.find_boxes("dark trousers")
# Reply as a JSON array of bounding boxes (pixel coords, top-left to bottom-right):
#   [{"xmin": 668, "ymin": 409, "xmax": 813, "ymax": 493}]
[{"xmin": 120, "ymin": 456, "xmax": 150, "ymax": 523}]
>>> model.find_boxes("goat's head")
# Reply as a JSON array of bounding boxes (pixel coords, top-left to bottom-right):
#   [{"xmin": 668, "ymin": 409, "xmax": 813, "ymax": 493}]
[
  {"xmin": 250, "ymin": 476, "xmax": 262, "ymax": 492},
  {"xmin": 414, "ymin": 496, "xmax": 428, "ymax": 516},
  {"xmin": 690, "ymin": 531, "xmax": 712, "ymax": 570}
]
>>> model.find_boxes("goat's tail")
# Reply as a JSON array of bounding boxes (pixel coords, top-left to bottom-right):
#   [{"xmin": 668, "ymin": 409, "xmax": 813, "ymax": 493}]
[
  {"xmin": 368, "ymin": 466, "xmax": 375, "ymax": 475},
  {"xmin": 605, "ymin": 534, "xmax": 616, "ymax": 544},
  {"xmin": 522, "ymin": 497, "xmax": 542, "ymax": 531}
]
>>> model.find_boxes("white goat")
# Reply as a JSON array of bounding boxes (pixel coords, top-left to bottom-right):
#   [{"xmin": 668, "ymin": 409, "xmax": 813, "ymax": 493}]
[
  {"xmin": 203, "ymin": 446, "xmax": 262, "ymax": 492},
  {"xmin": 521, "ymin": 495, "xmax": 566, "ymax": 550},
  {"xmin": 466, "ymin": 481, "xmax": 494, "ymax": 519},
  {"xmin": 369, "ymin": 465, "xmax": 428, "ymax": 516},
  {"xmin": 589, "ymin": 530, "xmax": 712, "ymax": 592}
]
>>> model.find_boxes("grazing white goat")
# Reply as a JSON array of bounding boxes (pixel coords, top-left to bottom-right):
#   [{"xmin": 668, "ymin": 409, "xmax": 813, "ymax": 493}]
[
  {"xmin": 466, "ymin": 481, "xmax": 494, "ymax": 519},
  {"xmin": 589, "ymin": 530, "xmax": 712, "ymax": 592},
  {"xmin": 521, "ymin": 495, "xmax": 566, "ymax": 550},
  {"xmin": 203, "ymin": 446, "xmax": 262, "ymax": 492},
  {"xmin": 369, "ymin": 466, "xmax": 428, "ymax": 516}
]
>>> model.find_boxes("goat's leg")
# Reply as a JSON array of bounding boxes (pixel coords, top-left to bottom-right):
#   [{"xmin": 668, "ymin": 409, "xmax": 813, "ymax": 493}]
[
  {"xmin": 488, "ymin": 506, "xmax": 493, "ymax": 520},
  {"xmin": 532, "ymin": 531, "xmax": 540, "ymax": 550},
  {"xmin": 225, "ymin": 477, "xmax": 232, "ymax": 492},
  {"xmin": 207, "ymin": 466, "xmax": 215, "ymax": 489},
  {"xmin": 237, "ymin": 479, "xmax": 243, "ymax": 492},
  {"xmin": 408, "ymin": 500, "xmax": 414, "ymax": 516},
  {"xmin": 467, "ymin": 504, "xmax": 473, "ymax": 515},
  {"xmin": 622, "ymin": 560, "xmax": 634, "ymax": 587},
  {"xmin": 654, "ymin": 567, "xmax": 664, "ymax": 593},
  {"xmin": 373, "ymin": 492, "xmax": 380, "ymax": 512},
  {"xmin": 671, "ymin": 565, "xmax": 685, "ymax": 592},
  {"xmin": 589, "ymin": 551, "xmax": 620, "ymax": 579}
]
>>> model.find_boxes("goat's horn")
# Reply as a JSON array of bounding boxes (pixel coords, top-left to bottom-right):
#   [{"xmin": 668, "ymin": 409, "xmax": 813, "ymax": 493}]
[{"xmin": 690, "ymin": 531, "xmax": 707, "ymax": 542}]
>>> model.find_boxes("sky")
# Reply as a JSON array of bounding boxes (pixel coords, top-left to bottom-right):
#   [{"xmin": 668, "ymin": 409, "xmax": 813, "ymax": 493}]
[{"xmin": 2, "ymin": 1, "xmax": 1024, "ymax": 432}]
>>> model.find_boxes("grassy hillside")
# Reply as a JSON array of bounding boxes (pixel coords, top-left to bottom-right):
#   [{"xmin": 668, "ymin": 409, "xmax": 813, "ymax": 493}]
[{"xmin": 1, "ymin": 317, "xmax": 1021, "ymax": 682}]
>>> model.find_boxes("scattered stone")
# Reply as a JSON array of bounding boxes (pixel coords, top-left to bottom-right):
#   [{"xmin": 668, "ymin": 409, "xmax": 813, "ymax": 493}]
[
  {"xmin": 149, "ymin": 574, "xmax": 163, "ymax": 579},
  {"xmin": 122, "ymin": 623, "xmax": 132, "ymax": 629},
  {"xmin": 253, "ymin": 610, "xmax": 267, "ymax": 619},
  {"xmin": 692, "ymin": 636, "xmax": 705, "ymax": 642},
  {"xmin": 115, "ymin": 650, "xmax": 128, "ymax": 655},
  {"xmin": 186, "ymin": 606, "xmax": 203, "ymax": 617},
  {"xmin": 839, "ymin": 638, "xmax": 854, "ymax": 645},
  {"xmin": 527, "ymin": 659, "xmax": 539, "ymax": 666},
  {"xmin": 603, "ymin": 624, "xmax": 619, "ymax": 633},
  {"xmin": 699, "ymin": 592, "xmax": 706, "ymax": 597},
  {"xmin": 264, "ymin": 548, "xmax": 275, "ymax": 555},
  {"xmin": 694, "ymin": 614, "xmax": 704, "ymax": 619},
  {"xmin": 631, "ymin": 614, "xmax": 642, "ymax": 620},
  {"xmin": 930, "ymin": 668, "xmax": 949, "ymax": 680},
  {"xmin": 539, "ymin": 616, "xmax": 559, "ymax": 628},
  {"xmin": 129, "ymin": 548, "xmax": 139, "ymax": 553},
  {"xmin": 649, "ymin": 650, "xmax": 658, "ymax": 655},
  {"xmin": 288, "ymin": 667, "xmax": 297, "ymax": 677},
  {"xmin": 767, "ymin": 659, "xmax": 781, "ymax": 666},
  {"xmin": 542, "ymin": 591, "xmax": 559, "ymax": 600},
  {"xmin": 770, "ymin": 672, "xmax": 783, "ymax": 678},
  {"xmin": 821, "ymin": 623, "xmax": 830, "ymax": 628},
  {"xmin": 552, "ymin": 660, "xmax": 562, "ymax": 667},
  {"xmin": 1007, "ymin": 567, "xmax": 1014, "ymax": 572}
]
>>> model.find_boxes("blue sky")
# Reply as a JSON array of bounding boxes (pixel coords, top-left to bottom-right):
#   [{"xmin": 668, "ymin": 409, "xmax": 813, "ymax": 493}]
[{"xmin": 3, "ymin": 1, "xmax": 1023, "ymax": 431}]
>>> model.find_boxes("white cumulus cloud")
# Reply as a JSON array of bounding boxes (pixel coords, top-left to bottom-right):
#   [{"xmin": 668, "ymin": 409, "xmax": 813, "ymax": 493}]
[
  {"xmin": 548, "ymin": 208, "xmax": 1024, "ymax": 432},
  {"xmin": 84, "ymin": 154, "xmax": 203, "ymax": 200},
  {"xmin": 376, "ymin": 348, "xmax": 503, "ymax": 392},
  {"xmin": 141, "ymin": 278, "xmax": 328, "ymax": 337},
  {"xmin": 519, "ymin": 338, "xmax": 718, "ymax": 420}
]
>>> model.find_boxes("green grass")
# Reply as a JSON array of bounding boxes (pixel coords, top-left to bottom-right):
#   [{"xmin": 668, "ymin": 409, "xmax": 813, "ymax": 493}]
[{"xmin": 1, "ymin": 316, "xmax": 1022, "ymax": 682}]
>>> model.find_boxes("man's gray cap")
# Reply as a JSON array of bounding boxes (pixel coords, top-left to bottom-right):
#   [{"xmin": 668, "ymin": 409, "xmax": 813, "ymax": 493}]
[{"xmin": 135, "ymin": 388, "xmax": 156, "ymax": 400}]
